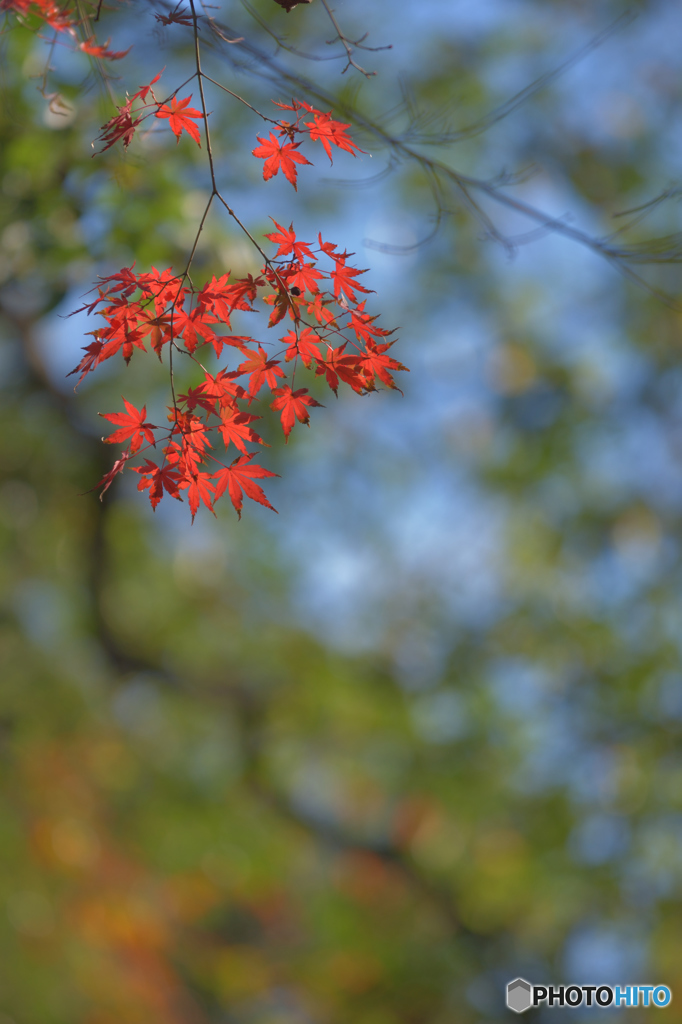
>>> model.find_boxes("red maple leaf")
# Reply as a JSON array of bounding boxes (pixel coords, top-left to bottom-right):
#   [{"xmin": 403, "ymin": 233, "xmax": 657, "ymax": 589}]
[
  {"xmin": 282, "ymin": 327, "xmax": 323, "ymax": 368},
  {"xmin": 181, "ymin": 471, "xmax": 216, "ymax": 521},
  {"xmin": 95, "ymin": 100, "xmax": 141, "ymax": 152},
  {"xmin": 306, "ymin": 292, "xmax": 338, "ymax": 328},
  {"xmin": 287, "ymin": 261, "xmax": 324, "ymax": 295},
  {"xmin": 137, "ymin": 266, "xmax": 184, "ymax": 311},
  {"xmin": 198, "ymin": 369, "xmax": 247, "ymax": 409},
  {"xmin": 91, "ymin": 451, "xmax": 131, "ymax": 498},
  {"xmin": 270, "ymin": 386, "xmax": 323, "ymax": 441},
  {"xmin": 155, "ymin": 94, "xmax": 203, "ymax": 145},
  {"xmin": 80, "ymin": 37, "xmax": 132, "ymax": 60},
  {"xmin": 262, "ymin": 287, "xmax": 292, "ymax": 327},
  {"xmin": 213, "ymin": 454, "xmax": 278, "ymax": 519},
  {"xmin": 304, "ymin": 111, "xmax": 363, "ymax": 162},
  {"xmin": 317, "ymin": 233, "xmax": 339, "ymax": 257},
  {"xmin": 170, "ymin": 410, "xmax": 211, "ymax": 457},
  {"xmin": 265, "ymin": 219, "xmax": 315, "ymax": 262},
  {"xmin": 68, "ymin": 338, "xmax": 104, "ymax": 387},
  {"xmin": 349, "ymin": 300, "xmax": 393, "ymax": 346},
  {"xmin": 93, "ymin": 73, "xmax": 163, "ymax": 154},
  {"xmin": 360, "ymin": 340, "xmax": 409, "ymax": 391},
  {"xmin": 132, "ymin": 459, "xmax": 182, "ymax": 509},
  {"xmin": 252, "ymin": 133, "xmax": 312, "ymax": 190},
  {"xmin": 99, "ymin": 264, "xmax": 139, "ymax": 297},
  {"xmin": 134, "ymin": 310, "xmax": 173, "ymax": 358},
  {"xmin": 197, "ymin": 273, "xmax": 234, "ymax": 324},
  {"xmin": 272, "ymin": 98, "xmax": 318, "ymax": 114},
  {"xmin": 172, "ymin": 305, "xmax": 219, "ymax": 354},
  {"xmin": 218, "ymin": 410, "xmax": 266, "ymax": 454},
  {"xmin": 238, "ymin": 345, "xmax": 286, "ymax": 398},
  {"xmin": 222, "ymin": 274, "xmax": 263, "ymax": 310},
  {"xmin": 99, "ymin": 398, "xmax": 158, "ymax": 453},
  {"xmin": 314, "ymin": 342, "xmax": 367, "ymax": 395},
  {"xmin": 331, "ymin": 256, "xmax": 372, "ymax": 304},
  {"xmin": 98, "ymin": 299, "xmax": 148, "ymax": 364},
  {"xmin": 178, "ymin": 386, "xmax": 218, "ymax": 417},
  {"xmin": 131, "ymin": 71, "xmax": 163, "ymax": 104},
  {"xmin": 164, "ymin": 439, "xmax": 200, "ymax": 478}
]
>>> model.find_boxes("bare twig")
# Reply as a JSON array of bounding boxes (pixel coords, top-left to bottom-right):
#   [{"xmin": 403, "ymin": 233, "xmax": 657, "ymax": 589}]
[{"xmin": 319, "ymin": 0, "xmax": 391, "ymax": 77}]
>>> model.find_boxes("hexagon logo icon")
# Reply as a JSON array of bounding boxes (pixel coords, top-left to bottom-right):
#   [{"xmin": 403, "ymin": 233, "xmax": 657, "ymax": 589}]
[{"xmin": 507, "ymin": 978, "xmax": 532, "ymax": 1013}]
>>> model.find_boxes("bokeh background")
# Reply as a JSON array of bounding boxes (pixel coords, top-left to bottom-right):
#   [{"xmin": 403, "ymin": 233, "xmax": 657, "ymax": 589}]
[{"xmin": 2, "ymin": 0, "xmax": 682, "ymax": 1020}]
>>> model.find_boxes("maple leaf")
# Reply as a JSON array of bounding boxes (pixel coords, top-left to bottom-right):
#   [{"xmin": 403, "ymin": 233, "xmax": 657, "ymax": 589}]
[
  {"xmin": 155, "ymin": 5, "xmax": 193, "ymax": 26},
  {"xmin": 181, "ymin": 471, "xmax": 216, "ymax": 521},
  {"xmin": 134, "ymin": 310, "xmax": 173, "ymax": 358},
  {"xmin": 67, "ymin": 290, "xmax": 109, "ymax": 318},
  {"xmin": 216, "ymin": 334, "xmax": 255, "ymax": 359},
  {"xmin": 318, "ymin": 233, "xmax": 339, "ymax": 257},
  {"xmin": 238, "ymin": 345, "xmax": 286, "ymax": 398},
  {"xmin": 314, "ymin": 342, "xmax": 367, "ymax": 395},
  {"xmin": 99, "ymin": 264, "xmax": 139, "ymax": 297},
  {"xmin": 132, "ymin": 459, "xmax": 182, "ymax": 509},
  {"xmin": 98, "ymin": 299, "xmax": 148, "ymax": 363},
  {"xmin": 95, "ymin": 100, "xmax": 141, "ymax": 153},
  {"xmin": 263, "ymin": 286, "xmax": 292, "ymax": 327},
  {"xmin": 164, "ymin": 439, "xmax": 200, "ymax": 479},
  {"xmin": 304, "ymin": 111, "xmax": 363, "ymax": 163},
  {"xmin": 137, "ymin": 266, "xmax": 184, "ymax": 312},
  {"xmin": 155, "ymin": 95, "xmax": 203, "ymax": 145},
  {"xmin": 94, "ymin": 74, "xmax": 163, "ymax": 153},
  {"xmin": 331, "ymin": 256, "xmax": 372, "ymax": 304},
  {"xmin": 68, "ymin": 338, "xmax": 104, "ymax": 387},
  {"xmin": 270, "ymin": 386, "xmax": 323, "ymax": 441},
  {"xmin": 223, "ymin": 274, "xmax": 264, "ymax": 311},
  {"xmin": 198, "ymin": 370, "xmax": 247, "ymax": 409},
  {"xmin": 349, "ymin": 300, "xmax": 393, "ymax": 346},
  {"xmin": 360, "ymin": 340, "xmax": 409, "ymax": 392},
  {"xmin": 99, "ymin": 397, "xmax": 158, "ymax": 453},
  {"xmin": 170, "ymin": 410, "xmax": 211, "ymax": 456},
  {"xmin": 282, "ymin": 327, "xmax": 323, "ymax": 368},
  {"xmin": 172, "ymin": 305, "xmax": 218, "ymax": 354},
  {"xmin": 91, "ymin": 451, "xmax": 131, "ymax": 498},
  {"xmin": 132, "ymin": 71, "xmax": 163, "ymax": 104},
  {"xmin": 80, "ymin": 36, "xmax": 132, "ymax": 60},
  {"xmin": 218, "ymin": 410, "xmax": 266, "ymax": 454},
  {"xmin": 265, "ymin": 219, "xmax": 315, "ymax": 262},
  {"xmin": 306, "ymin": 292, "xmax": 338, "ymax": 328},
  {"xmin": 178, "ymin": 386, "xmax": 218, "ymax": 417},
  {"xmin": 287, "ymin": 261, "xmax": 324, "ymax": 295},
  {"xmin": 213, "ymin": 454, "xmax": 278, "ymax": 519},
  {"xmin": 272, "ymin": 98, "xmax": 318, "ymax": 114},
  {"xmin": 197, "ymin": 273, "xmax": 234, "ymax": 324},
  {"xmin": 252, "ymin": 132, "xmax": 312, "ymax": 190}
]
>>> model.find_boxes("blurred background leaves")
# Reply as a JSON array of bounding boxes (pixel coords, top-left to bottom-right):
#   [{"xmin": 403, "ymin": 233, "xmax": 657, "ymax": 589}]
[{"xmin": 2, "ymin": 0, "xmax": 682, "ymax": 1021}]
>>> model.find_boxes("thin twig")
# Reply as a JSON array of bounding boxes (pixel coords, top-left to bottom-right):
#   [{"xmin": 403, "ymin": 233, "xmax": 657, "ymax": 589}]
[{"xmin": 318, "ymin": 0, "xmax": 390, "ymax": 77}]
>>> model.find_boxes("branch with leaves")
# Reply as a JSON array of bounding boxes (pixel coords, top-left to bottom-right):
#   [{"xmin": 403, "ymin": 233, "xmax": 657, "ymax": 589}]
[
  {"xmin": 3, "ymin": 0, "xmax": 680, "ymax": 521},
  {"xmin": 2, "ymin": 0, "xmax": 408, "ymax": 520}
]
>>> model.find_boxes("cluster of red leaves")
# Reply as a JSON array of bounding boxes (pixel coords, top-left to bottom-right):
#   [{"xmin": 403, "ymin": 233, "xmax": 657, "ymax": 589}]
[
  {"xmin": 253, "ymin": 98, "xmax": 363, "ymax": 190},
  {"xmin": 5, "ymin": 0, "xmax": 408, "ymax": 523},
  {"xmin": 0, "ymin": 0, "xmax": 76, "ymax": 33},
  {"xmin": 75, "ymin": 219, "xmax": 407, "ymax": 519},
  {"xmin": 93, "ymin": 72, "xmax": 207, "ymax": 153}
]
